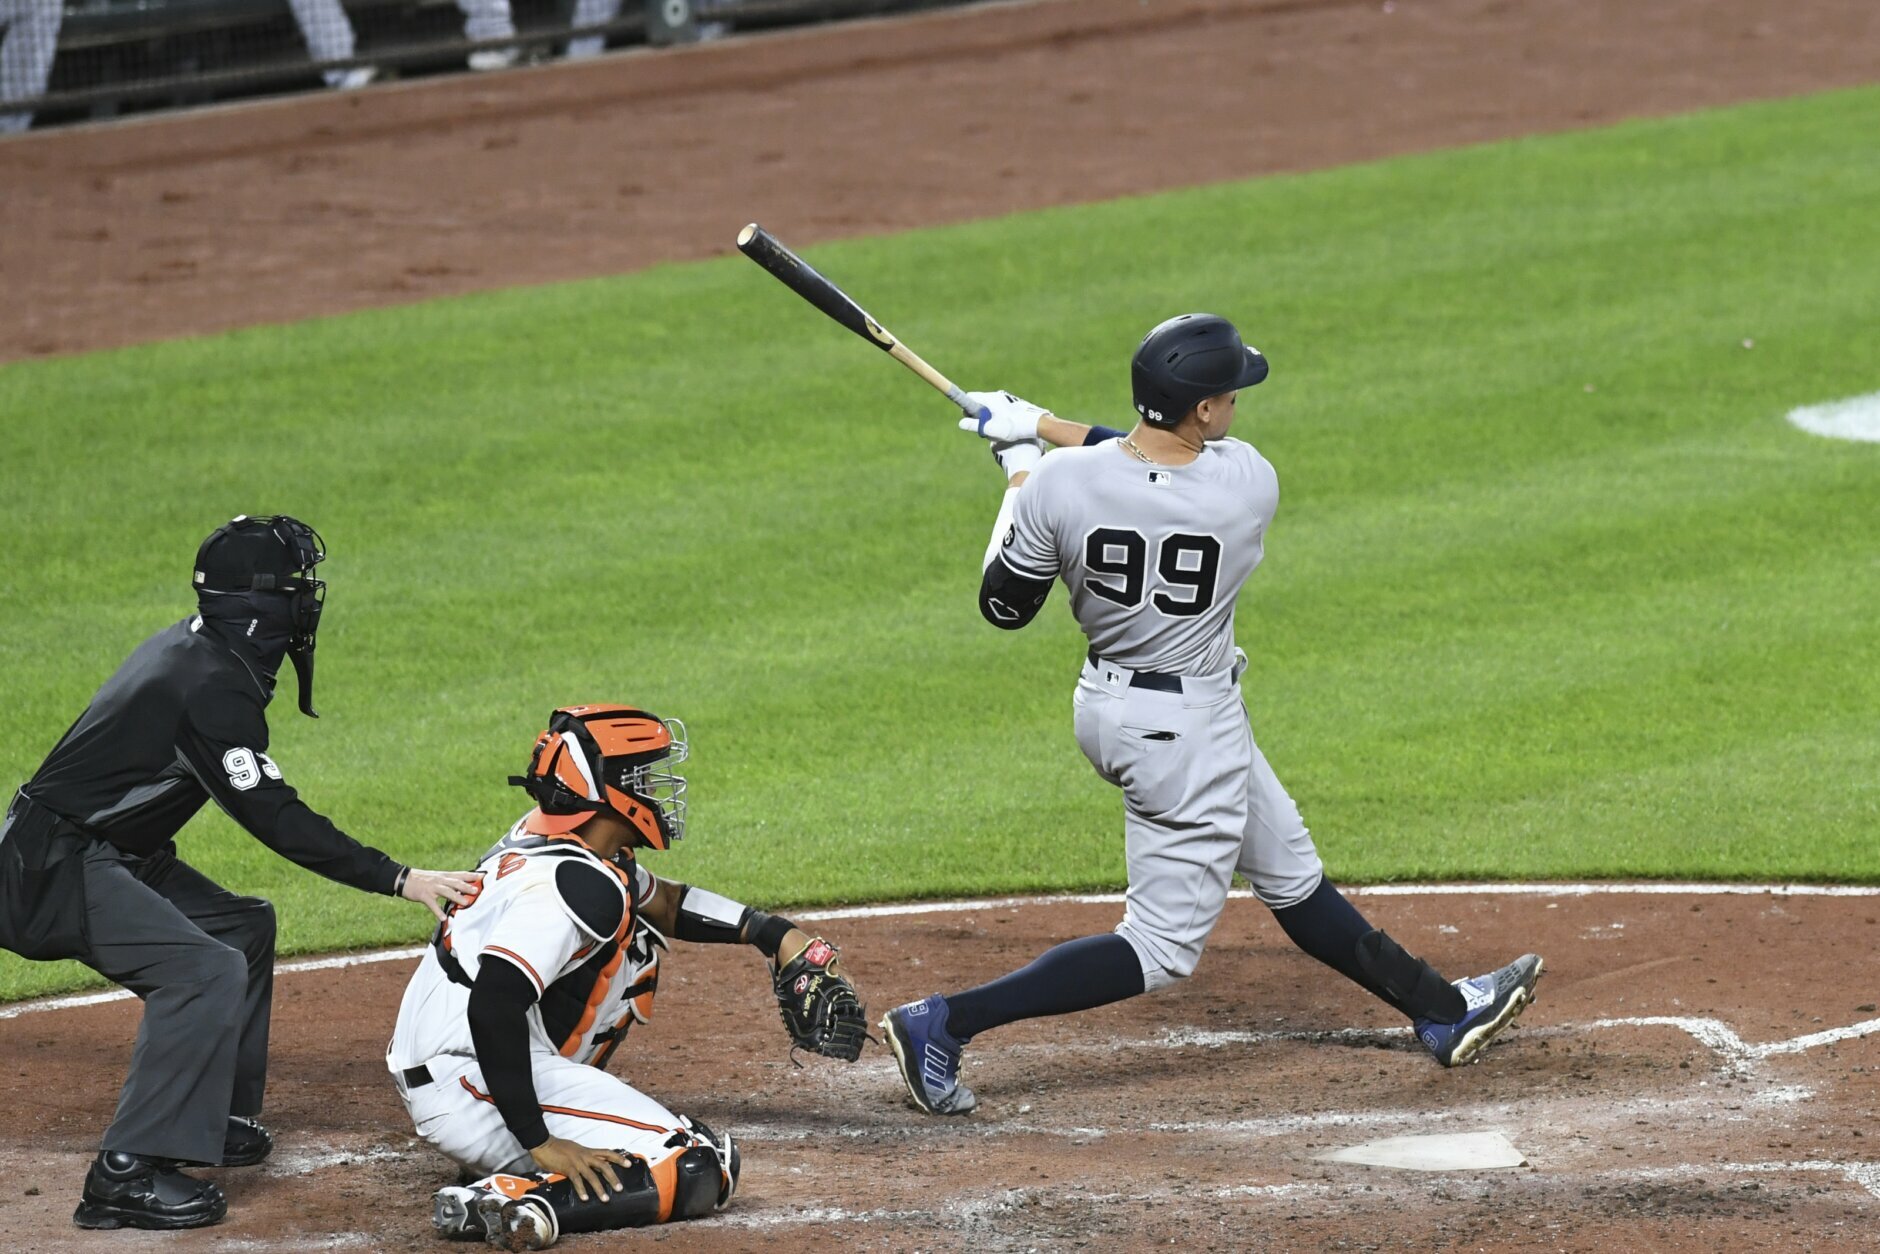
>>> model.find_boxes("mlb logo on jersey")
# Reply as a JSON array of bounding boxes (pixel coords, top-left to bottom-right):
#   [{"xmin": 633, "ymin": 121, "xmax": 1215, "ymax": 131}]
[{"xmin": 1147, "ymin": 470, "xmax": 1173, "ymax": 486}]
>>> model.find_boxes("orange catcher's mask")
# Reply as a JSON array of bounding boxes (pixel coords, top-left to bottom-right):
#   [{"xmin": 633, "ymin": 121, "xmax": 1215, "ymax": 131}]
[{"xmin": 508, "ymin": 704, "xmax": 689, "ymax": 850}]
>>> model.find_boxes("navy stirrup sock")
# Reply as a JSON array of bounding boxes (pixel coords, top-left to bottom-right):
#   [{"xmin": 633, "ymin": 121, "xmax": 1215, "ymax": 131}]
[
  {"xmin": 944, "ymin": 933, "xmax": 1146, "ymax": 1041},
  {"xmin": 1270, "ymin": 877, "xmax": 1374, "ymax": 973},
  {"xmin": 1271, "ymin": 876, "xmax": 1398, "ymax": 1008}
]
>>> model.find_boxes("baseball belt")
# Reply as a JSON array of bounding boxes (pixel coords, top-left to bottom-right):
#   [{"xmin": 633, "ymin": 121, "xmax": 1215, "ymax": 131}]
[{"xmin": 1085, "ymin": 651, "xmax": 1182, "ymax": 693}]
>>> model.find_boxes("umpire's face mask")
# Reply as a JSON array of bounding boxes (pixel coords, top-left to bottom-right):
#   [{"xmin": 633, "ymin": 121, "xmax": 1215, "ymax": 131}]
[{"xmin": 196, "ymin": 587, "xmax": 323, "ymax": 717}]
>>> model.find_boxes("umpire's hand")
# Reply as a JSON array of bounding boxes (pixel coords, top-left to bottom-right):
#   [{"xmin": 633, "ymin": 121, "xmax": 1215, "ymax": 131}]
[{"xmin": 399, "ymin": 868, "xmax": 482, "ymax": 921}]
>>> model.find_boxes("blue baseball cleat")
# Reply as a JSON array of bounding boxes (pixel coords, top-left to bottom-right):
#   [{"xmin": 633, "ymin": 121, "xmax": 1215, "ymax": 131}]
[
  {"xmin": 1416, "ymin": 953, "xmax": 1543, "ymax": 1067},
  {"xmin": 881, "ymin": 995, "xmax": 977, "ymax": 1116}
]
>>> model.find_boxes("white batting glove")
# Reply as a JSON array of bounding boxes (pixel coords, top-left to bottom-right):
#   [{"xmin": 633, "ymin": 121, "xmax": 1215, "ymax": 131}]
[
  {"xmin": 959, "ymin": 390, "xmax": 1048, "ymax": 442},
  {"xmin": 991, "ymin": 437, "xmax": 1044, "ymax": 480}
]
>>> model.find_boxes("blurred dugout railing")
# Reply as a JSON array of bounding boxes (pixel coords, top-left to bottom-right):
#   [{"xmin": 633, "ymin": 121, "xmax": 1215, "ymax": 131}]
[{"xmin": 0, "ymin": 0, "xmax": 982, "ymax": 132}]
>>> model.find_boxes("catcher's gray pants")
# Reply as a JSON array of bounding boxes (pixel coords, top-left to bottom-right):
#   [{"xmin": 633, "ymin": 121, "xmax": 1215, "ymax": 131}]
[
  {"xmin": 82, "ymin": 841, "xmax": 276, "ymax": 1165},
  {"xmin": 1074, "ymin": 656, "xmax": 1324, "ymax": 992}
]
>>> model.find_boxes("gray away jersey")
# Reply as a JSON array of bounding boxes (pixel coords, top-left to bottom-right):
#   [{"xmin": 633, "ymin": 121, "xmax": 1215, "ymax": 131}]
[{"xmin": 1003, "ymin": 437, "xmax": 1278, "ymax": 676}]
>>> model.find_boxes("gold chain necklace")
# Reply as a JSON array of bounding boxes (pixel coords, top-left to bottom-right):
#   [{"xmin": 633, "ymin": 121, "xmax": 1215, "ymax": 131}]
[{"xmin": 1118, "ymin": 435, "xmax": 1157, "ymax": 464}]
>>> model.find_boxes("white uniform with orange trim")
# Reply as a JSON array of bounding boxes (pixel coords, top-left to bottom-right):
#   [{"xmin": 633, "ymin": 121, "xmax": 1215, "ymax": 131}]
[{"xmin": 387, "ymin": 818, "xmax": 675, "ymax": 1177}]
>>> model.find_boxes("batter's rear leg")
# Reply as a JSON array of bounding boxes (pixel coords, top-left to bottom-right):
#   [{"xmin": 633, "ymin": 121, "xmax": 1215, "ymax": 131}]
[
  {"xmin": 1242, "ymin": 744, "xmax": 1542, "ymax": 1065},
  {"xmin": 1277, "ymin": 884, "xmax": 1543, "ymax": 1067}
]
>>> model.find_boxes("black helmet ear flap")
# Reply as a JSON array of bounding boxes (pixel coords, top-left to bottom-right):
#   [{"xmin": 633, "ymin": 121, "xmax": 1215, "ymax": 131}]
[
  {"xmin": 548, "ymin": 709, "xmax": 609, "ymax": 775},
  {"xmin": 511, "ymin": 715, "xmax": 608, "ymax": 819}
]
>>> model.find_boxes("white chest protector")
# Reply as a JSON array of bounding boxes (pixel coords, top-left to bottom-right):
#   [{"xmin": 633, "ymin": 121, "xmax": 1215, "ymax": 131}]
[{"xmin": 389, "ymin": 818, "xmax": 663, "ymax": 1072}]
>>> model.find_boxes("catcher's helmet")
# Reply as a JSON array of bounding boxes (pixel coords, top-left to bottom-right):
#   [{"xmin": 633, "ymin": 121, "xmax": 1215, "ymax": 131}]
[
  {"xmin": 194, "ymin": 514, "xmax": 327, "ymax": 716},
  {"xmin": 510, "ymin": 705, "xmax": 689, "ymax": 850},
  {"xmin": 1130, "ymin": 313, "xmax": 1269, "ymax": 427}
]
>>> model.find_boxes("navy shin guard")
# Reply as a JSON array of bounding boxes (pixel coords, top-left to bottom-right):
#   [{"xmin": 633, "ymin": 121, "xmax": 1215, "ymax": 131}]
[{"xmin": 1272, "ymin": 878, "xmax": 1466, "ymax": 1023}]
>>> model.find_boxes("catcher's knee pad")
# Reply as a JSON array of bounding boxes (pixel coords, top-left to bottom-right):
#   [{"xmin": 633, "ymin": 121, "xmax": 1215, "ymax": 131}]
[{"xmin": 670, "ymin": 1116, "xmax": 739, "ymax": 1218}]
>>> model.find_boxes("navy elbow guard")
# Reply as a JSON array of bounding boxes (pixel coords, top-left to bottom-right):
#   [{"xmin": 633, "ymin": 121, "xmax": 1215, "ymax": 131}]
[{"xmin": 979, "ymin": 557, "xmax": 1052, "ymax": 629}]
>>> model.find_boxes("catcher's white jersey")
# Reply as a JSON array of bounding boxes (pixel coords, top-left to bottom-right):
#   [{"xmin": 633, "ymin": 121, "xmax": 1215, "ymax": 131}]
[
  {"xmin": 1004, "ymin": 436, "xmax": 1277, "ymax": 677},
  {"xmin": 389, "ymin": 819, "xmax": 661, "ymax": 1072}
]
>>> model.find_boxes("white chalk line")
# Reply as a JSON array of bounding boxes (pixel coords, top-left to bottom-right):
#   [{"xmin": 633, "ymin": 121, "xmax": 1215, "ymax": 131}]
[
  {"xmin": 211, "ymin": 1238, "xmax": 378, "ymax": 1252},
  {"xmin": 728, "ymin": 1104, "xmax": 1484, "ymax": 1147},
  {"xmin": 3, "ymin": 881, "xmax": 1874, "ymax": 1023},
  {"xmin": 0, "ymin": 946, "xmax": 427, "ymax": 1020},
  {"xmin": 704, "ymin": 1181, "xmax": 1333, "ymax": 1230},
  {"xmin": 1583, "ymin": 1015, "xmax": 1880, "ymax": 1068},
  {"xmin": 715, "ymin": 1155, "xmax": 1880, "ymax": 1233},
  {"xmin": 706, "ymin": 1204, "xmax": 928, "ymax": 1229},
  {"xmin": 740, "ymin": 1089, "xmax": 1818, "ymax": 1165},
  {"xmin": 1612, "ymin": 1160, "xmax": 1880, "ymax": 1202},
  {"xmin": 1156, "ymin": 1014, "xmax": 1880, "ymax": 1073},
  {"xmin": 269, "ymin": 1143, "xmax": 408, "ymax": 1177},
  {"xmin": 795, "ymin": 882, "xmax": 1880, "ymax": 923}
]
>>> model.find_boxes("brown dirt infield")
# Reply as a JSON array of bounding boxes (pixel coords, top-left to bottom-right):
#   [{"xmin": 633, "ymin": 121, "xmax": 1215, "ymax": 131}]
[
  {"xmin": 3, "ymin": 0, "xmax": 1877, "ymax": 1248},
  {"xmin": 1, "ymin": 888, "xmax": 1877, "ymax": 1250}
]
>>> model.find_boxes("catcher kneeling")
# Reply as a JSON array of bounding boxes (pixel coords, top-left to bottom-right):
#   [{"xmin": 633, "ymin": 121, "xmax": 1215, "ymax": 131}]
[{"xmin": 387, "ymin": 704, "xmax": 867, "ymax": 1249}]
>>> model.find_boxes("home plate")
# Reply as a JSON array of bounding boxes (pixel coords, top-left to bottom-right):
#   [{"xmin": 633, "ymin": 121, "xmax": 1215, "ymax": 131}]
[{"xmin": 1316, "ymin": 1130, "xmax": 1528, "ymax": 1171}]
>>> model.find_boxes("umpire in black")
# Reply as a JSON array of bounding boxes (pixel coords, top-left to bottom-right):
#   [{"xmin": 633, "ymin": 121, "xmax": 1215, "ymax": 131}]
[{"xmin": 0, "ymin": 515, "xmax": 478, "ymax": 1231}]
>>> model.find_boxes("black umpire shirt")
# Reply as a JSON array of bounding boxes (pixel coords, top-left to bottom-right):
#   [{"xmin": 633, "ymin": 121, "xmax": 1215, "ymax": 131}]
[{"xmin": 23, "ymin": 615, "xmax": 401, "ymax": 894}]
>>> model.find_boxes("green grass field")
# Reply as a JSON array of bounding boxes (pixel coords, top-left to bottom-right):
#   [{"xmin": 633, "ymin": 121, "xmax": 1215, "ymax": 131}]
[{"xmin": 2, "ymin": 87, "xmax": 1875, "ymax": 999}]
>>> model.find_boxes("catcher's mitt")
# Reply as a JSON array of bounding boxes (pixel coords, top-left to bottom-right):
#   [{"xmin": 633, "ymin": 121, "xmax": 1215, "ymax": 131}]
[{"xmin": 773, "ymin": 937, "xmax": 867, "ymax": 1061}]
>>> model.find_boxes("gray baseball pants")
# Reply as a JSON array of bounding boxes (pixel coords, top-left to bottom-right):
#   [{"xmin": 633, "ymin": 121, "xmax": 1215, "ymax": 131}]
[{"xmin": 1074, "ymin": 655, "xmax": 1325, "ymax": 991}]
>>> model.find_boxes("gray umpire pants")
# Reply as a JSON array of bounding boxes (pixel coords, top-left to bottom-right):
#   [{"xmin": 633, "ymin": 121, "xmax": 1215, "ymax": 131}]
[{"xmin": 82, "ymin": 841, "xmax": 276, "ymax": 1165}]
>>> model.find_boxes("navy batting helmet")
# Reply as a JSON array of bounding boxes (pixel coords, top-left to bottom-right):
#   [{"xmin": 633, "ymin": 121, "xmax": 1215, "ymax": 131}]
[{"xmin": 1130, "ymin": 314, "xmax": 1268, "ymax": 427}]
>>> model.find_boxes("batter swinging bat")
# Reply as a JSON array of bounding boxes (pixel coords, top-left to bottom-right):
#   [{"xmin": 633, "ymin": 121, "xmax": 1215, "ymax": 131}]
[{"xmin": 735, "ymin": 223, "xmax": 983, "ymax": 418}]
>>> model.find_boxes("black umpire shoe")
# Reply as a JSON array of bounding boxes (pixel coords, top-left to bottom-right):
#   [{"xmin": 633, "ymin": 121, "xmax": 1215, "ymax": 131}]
[
  {"xmin": 72, "ymin": 1151, "xmax": 228, "ymax": 1230},
  {"xmin": 222, "ymin": 1114, "xmax": 273, "ymax": 1166}
]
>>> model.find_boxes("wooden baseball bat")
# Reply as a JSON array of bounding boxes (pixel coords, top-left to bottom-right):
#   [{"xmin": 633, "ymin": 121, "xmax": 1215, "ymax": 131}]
[{"xmin": 735, "ymin": 223, "xmax": 981, "ymax": 418}]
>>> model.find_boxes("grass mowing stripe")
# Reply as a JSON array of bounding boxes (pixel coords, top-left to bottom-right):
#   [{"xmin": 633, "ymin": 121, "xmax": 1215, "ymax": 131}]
[{"xmin": 1, "ymin": 87, "xmax": 1876, "ymax": 998}]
